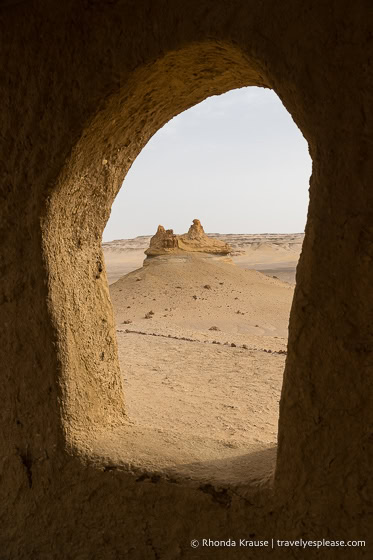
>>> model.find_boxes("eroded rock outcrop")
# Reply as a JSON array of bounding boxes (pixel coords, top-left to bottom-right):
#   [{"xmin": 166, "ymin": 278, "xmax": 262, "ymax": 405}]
[
  {"xmin": 146, "ymin": 225, "xmax": 179, "ymax": 254},
  {"xmin": 145, "ymin": 219, "xmax": 232, "ymax": 256}
]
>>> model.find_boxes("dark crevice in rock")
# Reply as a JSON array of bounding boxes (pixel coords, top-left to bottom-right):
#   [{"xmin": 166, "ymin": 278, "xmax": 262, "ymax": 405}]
[{"xmin": 17, "ymin": 445, "xmax": 33, "ymax": 488}]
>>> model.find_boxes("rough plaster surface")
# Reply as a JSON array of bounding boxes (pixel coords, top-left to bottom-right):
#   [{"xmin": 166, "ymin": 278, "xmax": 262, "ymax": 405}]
[{"xmin": 0, "ymin": 0, "xmax": 372, "ymax": 558}]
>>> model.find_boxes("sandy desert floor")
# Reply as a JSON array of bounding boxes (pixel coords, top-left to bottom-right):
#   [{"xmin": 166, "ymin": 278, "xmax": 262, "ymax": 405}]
[{"xmin": 103, "ymin": 235, "xmax": 302, "ymax": 484}]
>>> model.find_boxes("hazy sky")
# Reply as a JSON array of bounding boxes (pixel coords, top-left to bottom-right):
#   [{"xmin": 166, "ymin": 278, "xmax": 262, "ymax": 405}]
[{"xmin": 103, "ymin": 87, "xmax": 312, "ymax": 241}]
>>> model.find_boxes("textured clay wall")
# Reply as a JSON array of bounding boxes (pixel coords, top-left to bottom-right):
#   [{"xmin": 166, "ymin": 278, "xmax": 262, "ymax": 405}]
[{"xmin": 0, "ymin": 0, "xmax": 372, "ymax": 558}]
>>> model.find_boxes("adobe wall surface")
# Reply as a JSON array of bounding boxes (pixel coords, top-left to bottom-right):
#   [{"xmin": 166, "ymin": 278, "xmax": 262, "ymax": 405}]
[{"xmin": 0, "ymin": 0, "xmax": 372, "ymax": 558}]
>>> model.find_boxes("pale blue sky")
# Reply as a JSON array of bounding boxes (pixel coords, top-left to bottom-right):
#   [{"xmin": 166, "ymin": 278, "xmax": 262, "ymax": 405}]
[{"xmin": 103, "ymin": 87, "xmax": 312, "ymax": 241}]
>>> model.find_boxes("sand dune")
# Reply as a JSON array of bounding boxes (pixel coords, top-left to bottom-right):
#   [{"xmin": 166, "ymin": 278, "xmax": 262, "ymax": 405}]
[{"xmin": 110, "ymin": 254, "xmax": 293, "ymax": 337}]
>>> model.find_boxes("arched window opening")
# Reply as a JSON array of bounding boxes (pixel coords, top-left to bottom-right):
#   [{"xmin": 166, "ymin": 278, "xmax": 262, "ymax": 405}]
[{"xmin": 102, "ymin": 87, "xmax": 311, "ymax": 474}]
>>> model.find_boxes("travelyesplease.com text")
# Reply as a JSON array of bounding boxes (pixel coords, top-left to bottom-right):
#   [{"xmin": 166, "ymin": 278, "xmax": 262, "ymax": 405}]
[{"xmin": 190, "ymin": 538, "xmax": 365, "ymax": 549}]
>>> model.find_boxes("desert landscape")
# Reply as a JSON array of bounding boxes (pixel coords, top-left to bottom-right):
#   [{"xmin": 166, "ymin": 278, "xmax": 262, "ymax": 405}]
[{"xmin": 103, "ymin": 220, "xmax": 303, "ymax": 483}]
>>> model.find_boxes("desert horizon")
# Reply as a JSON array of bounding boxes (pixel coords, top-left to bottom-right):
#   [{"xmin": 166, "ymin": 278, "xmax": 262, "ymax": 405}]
[{"xmin": 103, "ymin": 229, "xmax": 304, "ymax": 285}]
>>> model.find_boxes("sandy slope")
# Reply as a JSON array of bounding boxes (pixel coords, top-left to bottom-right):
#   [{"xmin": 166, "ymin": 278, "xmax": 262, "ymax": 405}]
[
  {"xmin": 110, "ymin": 254, "xmax": 293, "ymax": 337},
  {"xmin": 107, "ymin": 252, "xmax": 295, "ymax": 484}
]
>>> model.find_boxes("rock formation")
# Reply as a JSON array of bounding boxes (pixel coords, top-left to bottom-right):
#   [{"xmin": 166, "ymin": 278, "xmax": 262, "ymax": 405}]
[
  {"xmin": 144, "ymin": 225, "xmax": 178, "ymax": 255},
  {"xmin": 145, "ymin": 219, "xmax": 231, "ymax": 256}
]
